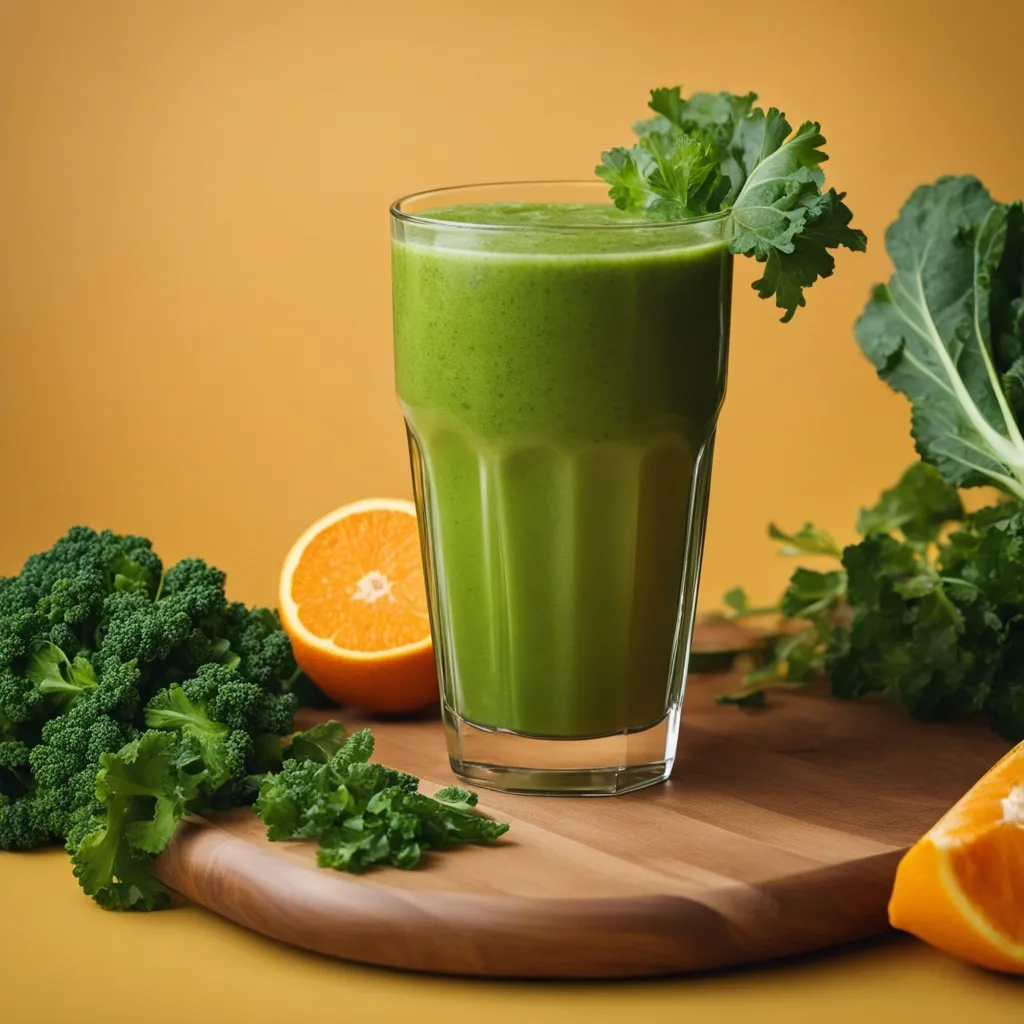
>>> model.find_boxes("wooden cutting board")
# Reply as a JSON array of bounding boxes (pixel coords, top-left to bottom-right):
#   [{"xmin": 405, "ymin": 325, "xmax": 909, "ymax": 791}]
[{"xmin": 153, "ymin": 675, "xmax": 1009, "ymax": 978}]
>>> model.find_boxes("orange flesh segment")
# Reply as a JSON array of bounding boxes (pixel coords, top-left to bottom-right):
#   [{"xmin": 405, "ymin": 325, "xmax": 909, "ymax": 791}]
[
  {"xmin": 948, "ymin": 817, "xmax": 1024, "ymax": 944},
  {"xmin": 934, "ymin": 749, "xmax": 1024, "ymax": 947},
  {"xmin": 290, "ymin": 509, "xmax": 429, "ymax": 652}
]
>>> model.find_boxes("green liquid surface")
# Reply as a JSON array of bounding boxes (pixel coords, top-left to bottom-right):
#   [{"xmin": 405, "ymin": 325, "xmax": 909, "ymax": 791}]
[
  {"xmin": 392, "ymin": 202, "xmax": 731, "ymax": 738},
  {"xmin": 416, "ymin": 201, "xmax": 651, "ymax": 227}
]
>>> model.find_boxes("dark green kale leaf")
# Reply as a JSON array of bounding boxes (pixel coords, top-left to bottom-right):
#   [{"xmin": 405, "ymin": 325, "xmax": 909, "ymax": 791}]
[
  {"xmin": 855, "ymin": 177, "xmax": 1024, "ymax": 498},
  {"xmin": 597, "ymin": 86, "xmax": 866, "ymax": 320}
]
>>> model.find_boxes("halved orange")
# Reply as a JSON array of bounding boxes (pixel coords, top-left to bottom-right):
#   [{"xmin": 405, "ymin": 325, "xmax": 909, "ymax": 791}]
[
  {"xmin": 279, "ymin": 498, "xmax": 437, "ymax": 714},
  {"xmin": 889, "ymin": 739, "xmax": 1024, "ymax": 974}
]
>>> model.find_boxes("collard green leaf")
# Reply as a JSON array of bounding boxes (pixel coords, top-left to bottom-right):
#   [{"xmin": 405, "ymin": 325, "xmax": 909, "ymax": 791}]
[
  {"xmin": 1003, "ymin": 355, "xmax": 1024, "ymax": 423},
  {"xmin": 855, "ymin": 178, "xmax": 1024, "ymax": 498},
  {"xmin": 991, "ymin": 201, "xmax": 1024, "ymax": 366}
]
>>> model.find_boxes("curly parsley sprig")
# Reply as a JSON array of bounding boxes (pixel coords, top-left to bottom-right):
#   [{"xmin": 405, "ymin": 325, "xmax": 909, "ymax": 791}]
[{"xmin": 254, "ymin": 724, "xmax": 509, "ymax": 872}]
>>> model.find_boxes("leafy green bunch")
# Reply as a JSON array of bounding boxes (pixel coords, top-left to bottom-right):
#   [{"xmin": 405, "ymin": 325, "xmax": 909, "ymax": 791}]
[
  {"xmin": 596, "ymin": 86, "xmax": 867, "ymax": 320},
  {"xmin": 254, "ymin": 721, "xmax": 509, "ymax": 872},
  {"xmin": 725, "ymin": 459, "xmax": 1024, "ymax": 740},
  {"xmin": 0, "ymin": 527, "xmax": 312, "ymax": 909},
  {"xmin": 721, "ymin": 176, "xmax": 1024, "ymax": 742}
]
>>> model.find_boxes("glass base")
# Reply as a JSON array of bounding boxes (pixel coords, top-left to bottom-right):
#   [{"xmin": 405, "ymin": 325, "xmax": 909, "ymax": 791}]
[{"xmin": 443, "ymin": 705, "xmax": 680, "ymax": 796}]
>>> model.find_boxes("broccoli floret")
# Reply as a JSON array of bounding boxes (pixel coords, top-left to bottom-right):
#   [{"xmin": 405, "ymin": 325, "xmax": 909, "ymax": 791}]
[
  {"xmin": 0, "ymin": 578, "xmax": 45, "ymax": 669},
  {"xmin": 98, "ymin": 591, "xmax": 194, "ymax": 667},
  {"xmin": 147, "ymin": 666, "xmax": 296, "ymax": 803},
  {"xmin": 216, "ymin": 603, "xmax": 328, "ymax": 704},
  {"xmin": 0, "ymin": 720, "xmax": 125, "ymax": 851},
  {"xmin": 47, "ymin": 622, "xmax": 83, "ymax": 655},
  {"xmin": 0, "ymin": 792, "xmax": 49, "ymax": 850},
  {"xmin": 63, "ymin": 800, "xmax": 103, "ymax": 855},
  {"xmin": 0, "ymin": 666, "xmax": 48, "ymax": 742},
  {"xmin": 221, "ymin": 606, "xmax": 297, "ymax": 687},
  {"xmin": 181, "ymin": 664, "xmax": 298, "ymax": 735},
  {"xmin": 173, "ymin": 629, "xmax": 232, "ymax": 674},
  {"xmin": 0, "ymin": 738, "xmax": 32, "ymax": 798},
  {"xmin": 96, "ymin": 559, "xmax": 235, "ymax": 675},
  {"xmin": 91, "ymin": 657, "xmax": 143, "ymax": 721},
  {"xmin": 18, "ymin": 527, "xmax": 161, "ymax": 599},
  {"xmin": 160, "ymin": 559, "xmax": 228, "ymax": 620},
  {"xmin": 2, "ymin": 529, "xmax": 160, "ymax": 668},
  {"xmin": 0, "ymin": 526, "xmax": 306, "ymax": 906},
  {"xmin": 37, "ymin": 568, "xmax": 107, "ymax": 646},
  {"xmin": 0, "ymin": 713, "xmax": 47, "ymax": 850},
  {"xmin": 28, "ymin": 692, "xmax": 138, "ymax": 842}
]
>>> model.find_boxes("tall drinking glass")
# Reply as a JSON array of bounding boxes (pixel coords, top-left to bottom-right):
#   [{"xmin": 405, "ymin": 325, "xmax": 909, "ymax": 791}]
[{"xmin": 391, "ymin": 182, "xmax": 732, "ymax": 795}]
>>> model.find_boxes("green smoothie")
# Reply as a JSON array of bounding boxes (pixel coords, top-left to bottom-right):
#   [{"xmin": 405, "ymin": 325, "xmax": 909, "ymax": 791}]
[{"xmin": 392, "ymin": 201, "xmax": 731, "ymax": 739}]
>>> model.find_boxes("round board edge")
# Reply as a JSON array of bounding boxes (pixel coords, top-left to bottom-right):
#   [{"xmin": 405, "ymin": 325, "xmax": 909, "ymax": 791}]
[{"xmin": 153, "ymin": 815, "xmax": 902, "ymax": 978}]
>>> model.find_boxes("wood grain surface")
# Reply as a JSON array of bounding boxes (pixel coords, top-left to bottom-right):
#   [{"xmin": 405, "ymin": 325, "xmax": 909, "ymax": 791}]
[{"xmin": 153, "ymin": 674, "xmax": 1009, "ymax": 978}]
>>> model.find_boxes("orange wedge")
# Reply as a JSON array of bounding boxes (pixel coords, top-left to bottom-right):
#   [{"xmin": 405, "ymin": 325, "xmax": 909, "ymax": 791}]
[
  {"xmin": 889, "ymin": 740, "xmax": 1024, "ymax": 974},
  {"xmin": 279, "ymin": 498, "xmax": 437, "ymax": 714}
]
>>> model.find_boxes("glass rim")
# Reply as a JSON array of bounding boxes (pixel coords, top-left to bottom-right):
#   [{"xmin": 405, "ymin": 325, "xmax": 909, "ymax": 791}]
[{"xmin": 389, "ymin": 180, "xmax": 731, "ymax": 232}]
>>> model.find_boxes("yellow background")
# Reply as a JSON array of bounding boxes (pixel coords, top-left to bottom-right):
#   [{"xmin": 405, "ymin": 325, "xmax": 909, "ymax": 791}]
[
  {"xmin": 6, "ymin": 0, "xmax": 1024, "ymax": 607},
  {"xmin": 2, "ymin": 1, "xmax": 1023, "ymax": 1020}
]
